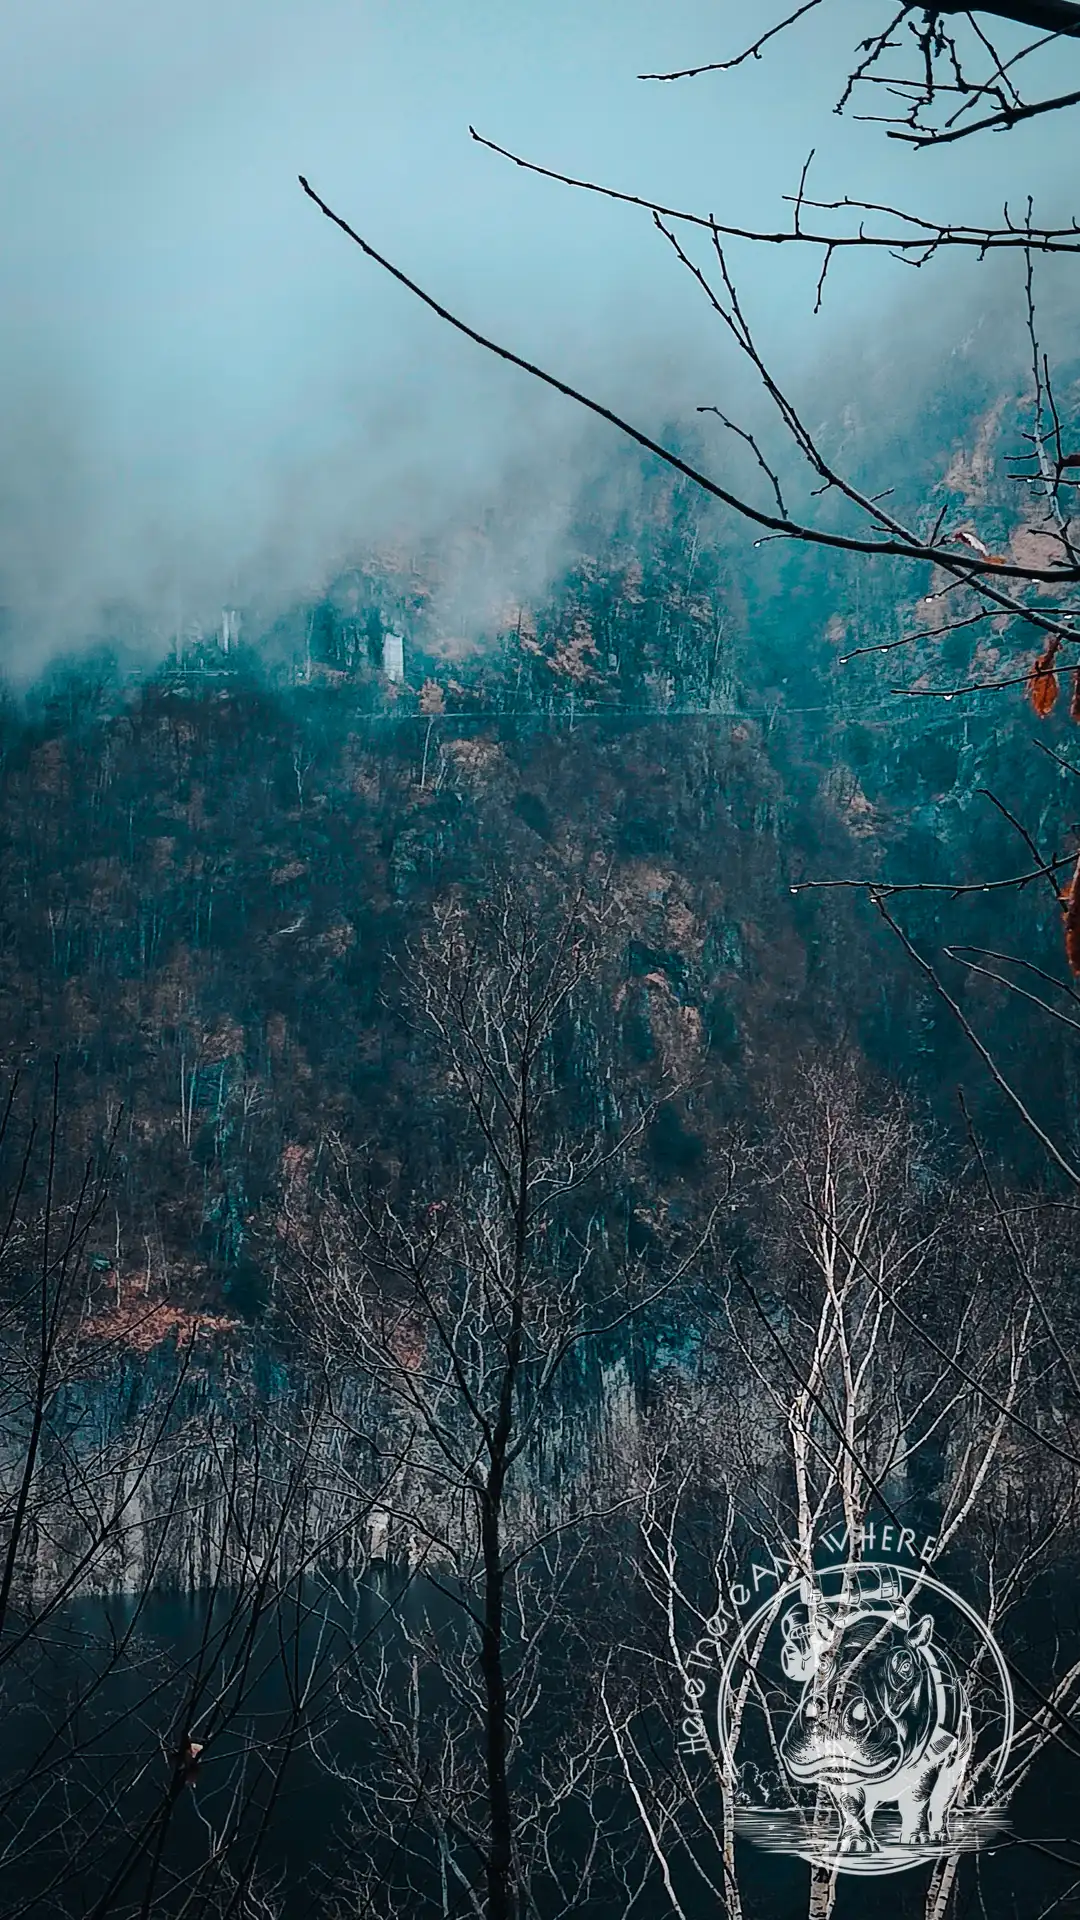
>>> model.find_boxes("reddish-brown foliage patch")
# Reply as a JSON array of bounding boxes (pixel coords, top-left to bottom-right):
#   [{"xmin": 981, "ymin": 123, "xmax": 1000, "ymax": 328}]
[{"xmin": 83, "ymin": 1286, "xmax": 241, "ymax": 1355}]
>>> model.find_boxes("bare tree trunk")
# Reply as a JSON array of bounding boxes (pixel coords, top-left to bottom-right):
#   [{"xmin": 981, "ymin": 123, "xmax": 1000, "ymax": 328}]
[
  {"xmin": 926, "ymin": 1850, "xmax": 960, "ymax": 1920},
  {"xmin": 807, "ymin": 1862, "xmax": 837, "ymax": 1920},
  {"xmin": 480, "ymin": 1485, "xmax": 514, "ymax": 1920}
]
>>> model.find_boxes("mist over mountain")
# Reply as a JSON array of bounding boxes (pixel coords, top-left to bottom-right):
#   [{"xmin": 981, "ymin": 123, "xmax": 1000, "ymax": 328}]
[{"xmin": 1, "ymin": 0, "xmax": 1074, "ymax": 678}]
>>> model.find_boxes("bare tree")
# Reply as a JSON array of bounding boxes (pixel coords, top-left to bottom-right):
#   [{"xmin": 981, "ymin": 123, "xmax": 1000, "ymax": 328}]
[
  {"xmin": 597, "ymin": 1065, "xmax": 1080, "ymax": 1920},
  {"xmin": 282, "ymin": 877, "xmax": 719, "ymax": 1919},
  {"xmin": 0, "ymin": 1068, "xmax": 391, "ymax": 1919}
]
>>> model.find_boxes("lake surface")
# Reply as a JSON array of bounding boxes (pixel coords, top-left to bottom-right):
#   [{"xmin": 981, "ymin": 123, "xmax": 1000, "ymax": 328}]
[{"xmin": 1, "ymin": 1574, "xmax": 1078, "ymax": 1919}]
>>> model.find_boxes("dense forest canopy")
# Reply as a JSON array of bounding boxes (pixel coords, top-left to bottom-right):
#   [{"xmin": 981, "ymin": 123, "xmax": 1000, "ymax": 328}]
[{"xmin": 5, "ymin": 369, "xmax": 1078, "ymax": 1308}]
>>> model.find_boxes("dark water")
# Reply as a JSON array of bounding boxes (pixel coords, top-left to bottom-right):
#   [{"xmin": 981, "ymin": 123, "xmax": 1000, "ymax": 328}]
[{"xmin": 2, "ymin": 1575, "xmax": 1079, "ymax": 1919}]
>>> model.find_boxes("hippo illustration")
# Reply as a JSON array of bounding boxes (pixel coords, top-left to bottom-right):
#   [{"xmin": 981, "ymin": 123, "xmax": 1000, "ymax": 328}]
[{"xmin": 778, "ymin": 1601, "xmax": 973, "ymax": 1855}]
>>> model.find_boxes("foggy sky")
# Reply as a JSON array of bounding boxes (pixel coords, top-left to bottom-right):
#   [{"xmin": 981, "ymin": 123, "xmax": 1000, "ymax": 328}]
[{"xmin": 1, "ymin": 0, "xmax": 1075, "ymax": 674}]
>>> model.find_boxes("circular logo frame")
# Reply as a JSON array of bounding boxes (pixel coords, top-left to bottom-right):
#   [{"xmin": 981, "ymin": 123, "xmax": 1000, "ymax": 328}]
[{"xmin": 715, "ymin": 1561, "xmax": 1014, "ymax": 1876}]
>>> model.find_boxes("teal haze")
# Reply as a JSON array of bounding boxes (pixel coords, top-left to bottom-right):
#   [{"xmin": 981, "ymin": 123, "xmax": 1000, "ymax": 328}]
[{"xmin": 0, "ymin": 0, "xmax": 1074, "ymax": 667}]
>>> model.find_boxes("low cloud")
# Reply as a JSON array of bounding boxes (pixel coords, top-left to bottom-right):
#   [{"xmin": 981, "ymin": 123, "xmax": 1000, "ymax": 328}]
[{"xmin": 0, "ymin": 0, "xmax": 1072, "ymax": 679}]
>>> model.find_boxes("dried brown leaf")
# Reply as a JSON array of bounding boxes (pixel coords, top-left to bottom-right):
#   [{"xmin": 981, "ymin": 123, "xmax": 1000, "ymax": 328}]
[
  {"xmin": 1029, "ymin": 638, "xmax": 1062, "ymax": 717},
  {"xmin": 1065, "ymin": 850, "xmax": 1080, "ymax": 976}
]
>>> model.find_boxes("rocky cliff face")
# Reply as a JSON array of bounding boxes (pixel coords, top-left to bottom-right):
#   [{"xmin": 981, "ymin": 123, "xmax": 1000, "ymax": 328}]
[{"xmin": 12, "ymin": 1330, "xmax": 774, "ymax": 1595}]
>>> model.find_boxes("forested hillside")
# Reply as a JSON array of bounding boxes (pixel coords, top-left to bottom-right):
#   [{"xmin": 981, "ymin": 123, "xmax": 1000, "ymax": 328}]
[{"xmin": 2, "ymin": 393, "xmax": 1075, "ymax": 1332}]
